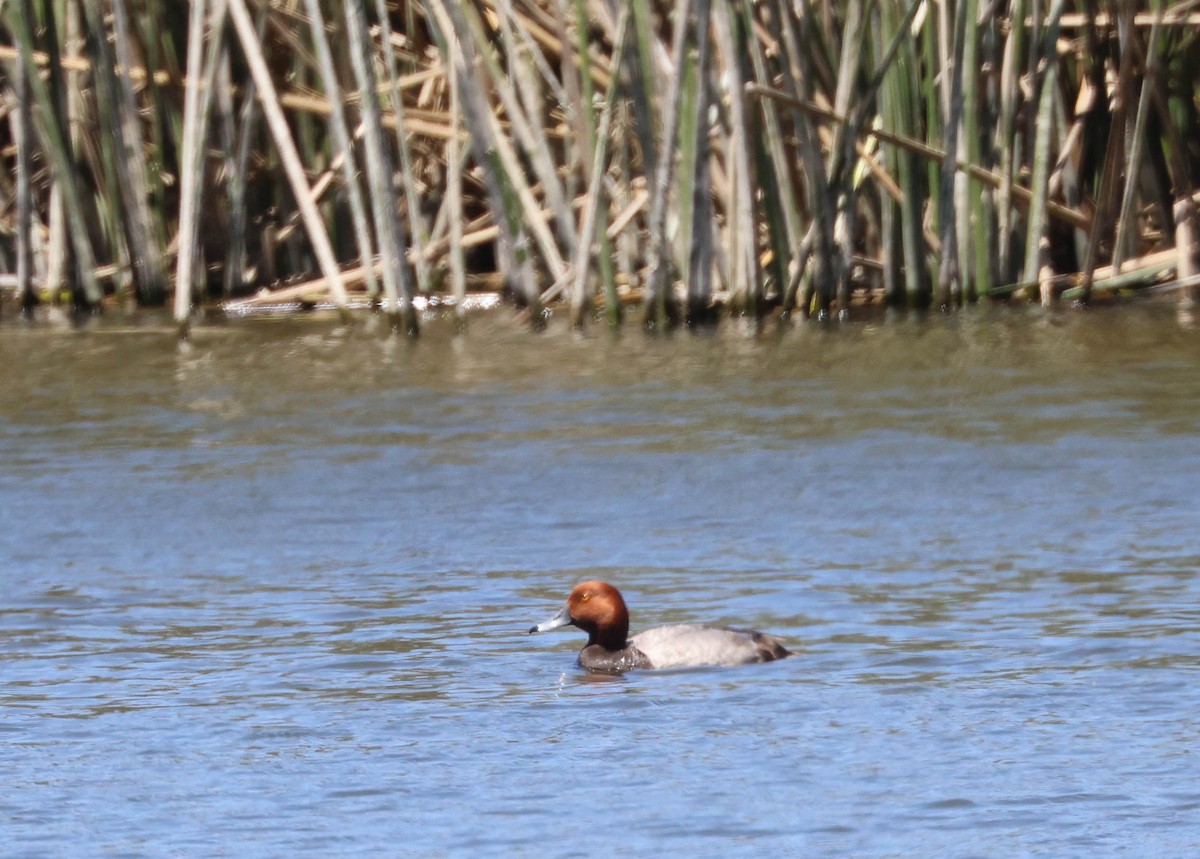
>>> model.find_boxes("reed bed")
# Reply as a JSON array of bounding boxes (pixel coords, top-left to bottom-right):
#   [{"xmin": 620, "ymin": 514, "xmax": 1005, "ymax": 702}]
[{"xmin": 1, "ymin": 0, "xmax": 1198, "ymax": 332}]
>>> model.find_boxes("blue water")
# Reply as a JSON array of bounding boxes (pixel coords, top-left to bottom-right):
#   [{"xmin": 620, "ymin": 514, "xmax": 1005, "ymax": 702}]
[{"xmin": 3, "ymin": 305, "xmax": 1199, "ymax": 856}]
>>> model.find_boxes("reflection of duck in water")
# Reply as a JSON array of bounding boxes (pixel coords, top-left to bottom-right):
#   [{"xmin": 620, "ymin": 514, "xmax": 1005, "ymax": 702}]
[{"xmin": 529, "ymin": 580, "xmax": 794, "ymax": 673}]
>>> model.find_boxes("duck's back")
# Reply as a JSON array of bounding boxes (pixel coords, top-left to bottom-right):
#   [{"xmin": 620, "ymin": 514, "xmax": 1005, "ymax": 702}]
[{"xmin": 630, "ymin": 623, "xmax": 793, "ymax": 669}]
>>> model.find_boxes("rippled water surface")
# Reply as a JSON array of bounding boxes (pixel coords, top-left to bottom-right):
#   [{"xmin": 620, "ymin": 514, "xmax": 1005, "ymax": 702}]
[{"xmin": 3, "ymin": 305, "xmax": 1200, "ymax": 857}]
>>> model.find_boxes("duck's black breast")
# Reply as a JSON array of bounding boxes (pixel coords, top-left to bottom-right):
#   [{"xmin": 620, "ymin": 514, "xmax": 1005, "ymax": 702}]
[{"xmin": 578, "ymin": 642, "xmax": 654, "ymax": 673}]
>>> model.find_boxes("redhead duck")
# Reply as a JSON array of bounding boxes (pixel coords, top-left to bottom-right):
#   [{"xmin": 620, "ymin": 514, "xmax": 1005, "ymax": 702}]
[{"xmin": 528, "ymin": 580, "xmax": 794, "ymax": 672}]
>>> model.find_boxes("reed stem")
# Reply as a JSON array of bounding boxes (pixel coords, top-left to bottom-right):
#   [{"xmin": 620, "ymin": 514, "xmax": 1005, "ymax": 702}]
[
  {"xmin": 174, "ymin": 0, "xmax": 214, "ymax": 329},
  {"xmin": 226, "ymin": 0, "xmax": 349, "ymax": 313},
  {"xmin": 5, "ymin": 0, "xmax": 1199, "ymax": 322},
  {"xmin": 344, "ymin": 0, "xmax": 417, "ymax": 333}
]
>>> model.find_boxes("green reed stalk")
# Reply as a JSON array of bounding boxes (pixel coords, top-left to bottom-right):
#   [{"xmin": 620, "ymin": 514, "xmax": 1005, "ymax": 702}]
[
  {"xmin": 566, "ymin": 6, "xmax": 631, "ymax": 327},
  {"xmin": 748, "ymin": 130, "xmax": 787, "ymax": 316},
  {"xmin": 571, "ymin": 0, "xmax": 617, "ymax": 320},
  {"xmin": 177, "ymin": 0, "xmax": 234, "ymax": 313},
  {"xmin": 86, "ymin": 37, "xmax": 128, "ymax": 295},
  {"xmin": 1075, "ymin": 13, "xmax": 1134, "ymax": 305},
  {"xmin": 141, "ymin": 4, "xmax": 186, "ymax": 178},
  {"xmin": 958, "ymin": 0, "xmax": 983, "ymax": 302},
  {"xmin": 568, "ymin": 0, "xmax": 595, "ymax": 174},
  {"xmin": 611, "ymin": 102, "xmax": 635, "ymax": 326},
  {"xmin": 629, "ymin": 0, "xmax": 661, "ymax": 184},
  {"xmin": 971, "ymin": 8, "xmax": 997, "ymax": 296},
  {"xmin": 373, "ymin": 0, "xmax": 433, "ymax": 295},
  {"xmin": 674, "ymin": 0, "xmax": 718, "ymax": 318},
  {"xmin": 643, "ymin": 0, "xmax": 692, "ymax": 328},
  {"xmin": 14, "ymin": 27, "xmax": 34, "ymax": 311},
  {"xmin": 920, "ymin": 0, "xmax": 940, "ymax": 283},
  {"xmin": 503, "ymin": 0, "xmax": 571, "ymax": 113},
  {"xmin": 497, "ymin": 2, "xmax": 548, "ymax": 166},
  {"xmin": 1136, "ymin": 4, "xmax": 1199, "ymax": 300},
  {"xmin": 686, "ymin": 0, "xmax": 716, "ymax": 322},
  {"xmin": 219, "ymin": 29, "xmax": 259, "ymax": 297},
  {"xmin": 75, "ymin": 0, "xmax": 123, "ymax": 287},
  {"xmin": 426, "ymin": 0, "xmax": 540, "ymax": 311},
  {"xmin": 714, "ymin": 0, "xmax": 758, "ymax": 314},
  {"xmin": 1021, "ymin": 0, "xmax": 1065, "ymax": 297},
  {"xmin": 433, "ymin": 0, "xmax": 567, "ymax": 292},
  {"xmin": 675, "ymin": 12, "xmax": 701, "ymax": 294},
  {"xmin": 864, "ymin": 0, "xmax": 924, "ymax": 305},
  {"xmin": 496, "ymin": 0, "xmax": 582, "ymax": 268},
  {"xmin": 111, "ymin": 0, "xmax": 168, "ymax": 304},
  {"xmin": 344, "ymin": 0, "xmax": 417, "ymax": 333},
  {"xmin": 613, "ymin": 4, "xmax": 664, "ymax": 319},
  {"xmin": 293, "ymin": 51, "xmax": 321, "ymax": 233},
  {"xmin": 45, "ymin": 184, "xmax": 67, "ymax": 299},
  {"xmin": 210, "ymin": 80, "xmax": 232, "ymax": 263},
  {"xmin": 773, "ymin": 0, "xmax": 839, "ymax": 316},
  {"xmin": 173, "ymin": 0, "xmax": 211, "ymax": 327},
  {"xmin": 854, "ymin": 0, "xmax": 902, "ymax": 305},
  {"xmin": 996, "ymin": 0, "xmax": 1028, "ymax": 284},
  {"xmin": 829, "ymin": 0, "xmax": 869, "ymax": 313},
  {"xmin": 456, "ymin": 1, "xmax": 575, "ymax": 263},
  {"xmin": 1112, "ymin": 6, "xmax": 1164, "ymax": 273},
  {"xmin": 1050, "ymin": 93, "xmax": 1089, "ymax": 273},
  {"xmin": 936, "ymin": 0, "xmax": 967, "ymax": 306},
  {"xmin": 51, "ymin": 0, "xmax": 82, "ymax": 300},
  {"xmin": 899, "ymin": 0, "xmax": 932, "ymax": 306},
  {"xmin": 5, "ymin": 0, "xmax": 101, "ymax": 306},
  {"xmin": 447, "ymin": 51, "xmax": 466, "ymax": 318},
  {"xmin": 741, "ymin": 0, "xmax": 802, "ymax": 278},
  {"xmin": 302, "ymin": 0, "xmax": 380, "ymax": 300},
  {"xmin": 132, "ymin": 2, "xmax": 170, "ymax": 248},
  {"xmin": 226, "ymin": 0, "xmax": 349, "ymax": 311}
]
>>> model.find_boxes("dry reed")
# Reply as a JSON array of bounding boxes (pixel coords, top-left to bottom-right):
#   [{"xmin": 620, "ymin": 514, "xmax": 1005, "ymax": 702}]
[{"xmin": 2, "ymin": 0, "xmax": 1198, "ymax": 331}]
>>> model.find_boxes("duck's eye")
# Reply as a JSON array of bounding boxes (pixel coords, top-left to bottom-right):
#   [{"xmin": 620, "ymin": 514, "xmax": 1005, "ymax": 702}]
[{"xmin": 580, "ymin": 593, "xmax": 591, "ymax": 601}]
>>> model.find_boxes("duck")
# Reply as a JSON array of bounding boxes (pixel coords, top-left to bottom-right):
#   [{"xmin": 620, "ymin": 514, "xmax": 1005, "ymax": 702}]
[{"xmin": 528, "ymin": 579, "xmax": 794, "ymax": 672}]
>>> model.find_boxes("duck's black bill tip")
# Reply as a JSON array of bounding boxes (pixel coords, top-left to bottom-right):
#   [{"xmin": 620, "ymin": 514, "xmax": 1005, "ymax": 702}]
[{"xmin": 527, "ymin": 625, "xmax": 539, "ymax": 634}]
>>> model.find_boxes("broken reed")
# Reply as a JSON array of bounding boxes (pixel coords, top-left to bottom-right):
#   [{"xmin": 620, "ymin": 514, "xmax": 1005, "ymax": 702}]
[{"xmin": 2, "ymin": 0, "xmax": 1199, "ymax": 332}]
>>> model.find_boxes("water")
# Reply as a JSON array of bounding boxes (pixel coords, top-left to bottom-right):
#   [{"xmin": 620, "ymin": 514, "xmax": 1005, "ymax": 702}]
[{"xmin": 3, "ymin": 304, "xmax": 1199, "ymax": 857}]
